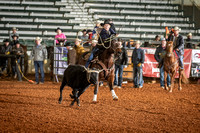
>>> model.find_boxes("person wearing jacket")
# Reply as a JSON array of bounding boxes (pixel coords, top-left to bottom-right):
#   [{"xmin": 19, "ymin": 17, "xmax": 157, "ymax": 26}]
[
  {"xmin": 114, "ymin": 41, "xmax": 128, "ymax": 88},
  {"xmin": 31, "ymin": 37, "xmax": 48, "ymax": 84},
  {"xmin": 186, "ymin": 33, "xmax": 193, "ymax": 48},
  {"xmin": 12, "ymin": 42, "xmax": 24, "ymax": 81},
  {"xmin": 131, "ymin": 41, "xmax": 145, "ymax": 88},
  {"xmin": 55, "ymin": 27, "xmax": 67, "ymax": 45},
  {"xmin": 168, "ymin": 27, "xmax": 185, "ymax": 70},
  {"xmin": 154, "ymin": 38, "xmax": 171, "ymax": 89},
  {"xmin": 85, "ymin": 22, "xmax": 116, "ymax": 68},
  {"xmin": 0, "ymin": 39, "xmax": 12, "ymax": 77},
  {"xmin": 73, "ymin": 38, "xmax": 85, "ymax": 64}
]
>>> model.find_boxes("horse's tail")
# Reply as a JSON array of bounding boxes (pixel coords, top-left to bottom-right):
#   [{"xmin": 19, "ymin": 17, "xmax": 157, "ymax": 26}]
[{"xmin": 181, "ymin": 69, "xmax": 189, "ymax": 84}]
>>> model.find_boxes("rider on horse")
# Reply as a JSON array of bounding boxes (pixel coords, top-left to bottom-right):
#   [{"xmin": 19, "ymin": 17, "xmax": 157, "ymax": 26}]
[
  {"xmin": 167, "ymin": 26, "xmax": 184, "ymax": 70},
  {"xmin": 85, "ymin": 21, "xmax": 116, "ymax": 68}
]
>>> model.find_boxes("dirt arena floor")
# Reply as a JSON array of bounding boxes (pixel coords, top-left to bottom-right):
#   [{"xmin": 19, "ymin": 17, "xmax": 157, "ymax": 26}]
[{"xmin": 0, "ymin": 78, "xmax": 200, "ymax": 132}]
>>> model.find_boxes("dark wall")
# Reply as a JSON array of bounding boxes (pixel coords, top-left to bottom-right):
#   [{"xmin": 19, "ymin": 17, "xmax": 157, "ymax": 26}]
[{"xmin": 183, "ymin": 5, "xmax": 200, "ymax": 29}]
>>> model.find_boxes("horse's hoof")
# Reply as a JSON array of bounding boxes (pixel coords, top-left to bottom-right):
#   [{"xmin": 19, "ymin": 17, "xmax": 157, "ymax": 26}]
[
  {"xmin": 178, "ymin": 87, "xmax": 182, "ymax": 91},
  {"xmin": 113, "ymin": 96, "xmax": 118, "ymax": 101},
  {"xmin": 165, "ymin": 87, "xmax": 168, "ymax": 90},
  {"xmin": 69, "ymin": 94, "xmax": 75, "ymax": 99},
  {"xmin": 92, "ymin": 101, "xmax": 98, "ymax": 104},
  {"xmin": 70, "ymin": 101, "xmax": 75, "ymax": 106},
  {"xmin": 169, "ymin": 90, "xmax": 172, "ymax": 93}
]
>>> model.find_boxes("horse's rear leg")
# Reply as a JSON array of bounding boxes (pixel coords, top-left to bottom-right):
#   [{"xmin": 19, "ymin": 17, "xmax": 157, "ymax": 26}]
[
  {"xmin": 58, "ymin": 81, "xmax": 67, "ymax": 104},
  {"xmin": 108, "ymin": 75, "xmax": 118, "ymax": 100},
  {"xmin": 164, "ymin": 71, "xmax": 168, "ymax": 90},
  {"xmin": 178, "ymin": 68, "xmax": 183, "ymax": 91}
]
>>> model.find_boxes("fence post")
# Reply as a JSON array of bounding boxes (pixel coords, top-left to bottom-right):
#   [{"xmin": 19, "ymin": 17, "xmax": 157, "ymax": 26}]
[{"xmin": 192, "ymin": 1, "xmax": 195, "ymax": 22}]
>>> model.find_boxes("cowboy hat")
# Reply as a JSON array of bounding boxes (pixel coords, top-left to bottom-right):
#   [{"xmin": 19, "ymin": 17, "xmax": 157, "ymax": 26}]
[
  {"xmin": 135, "ymin": 40, "xmax": 141, "ymax": 45},
  {"xmin": 35, "ymin": 37, "xmax": 42, "ymax": 42},
  {"xmin": 12, "ymin": 34, "xmax": 19, "ymax": 39},
  {"xmin": 75, "ymin": 38, "xmax": 81, "ymax": 42},
  {"xmin": 86, "ymin": 29, "xmax": 92, "ymax": 33},
  {"xmin": 92, "ymin": 39, "xmax": 98, "ymax": 44},
  {"xmin": 187, "ymin": 33, "xmax": 192, "ymax": 37},
  {"xmin": 174, "ymin": 26, "xmax": 181, "ymax": 31},
  {"xmin": 3, "ymin": 39, "xmax": 10, "ymax": 42},
  {"xmin": 12, "ymin": 27, "xmax": 18, "ymax": 30},
  {"xmin": 55, "ymin": 27, "xmax": 63, "ymax": 32}
]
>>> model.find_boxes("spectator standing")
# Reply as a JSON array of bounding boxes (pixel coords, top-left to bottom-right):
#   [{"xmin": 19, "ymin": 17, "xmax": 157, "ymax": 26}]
[
  {"xmin": 0, "ymin": 39, "xmax": 12, "ymax": 77},
  {"xmin": 154, "ymin": 38, "xmax": 171, "ymax": 89},
  {"xmin": 186, "ymin": 33, "xmax": 193, "ymax": 48},
  {"xmin": 73, "ymin": 38, "xmax": 85, "ymax": 64},
  {"xmin": 55, "ymin": 27, "xmax": 66, "ymax": 45},
  {"xmin": 9, "ymin": 27, "xmax": 19, "ymax": 41},
  {"xmin": 31, "ymin": 37, "xmax": 48, "ymax": 84},
  {"xmin": 114, "ymin": 41, "xmax": 128, "ymax": 88},
  {"xmin": 131, "ymin": 41, "xmax": 145, "ymax": 88},
  {"xmin": 65, "ymin": 42, "xmax": 76, "ymax": 65},
  {"xmin": 12, "ymin": 42, "xmax": 24, "ymax": 81}
]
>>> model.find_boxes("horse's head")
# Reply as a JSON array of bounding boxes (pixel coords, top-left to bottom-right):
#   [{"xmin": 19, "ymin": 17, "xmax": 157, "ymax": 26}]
[
  {"xmin": 109, "ymin": 39, "xmax": 122, "ymax": 53},
  {"xmin": 166, "ymin": 41, "xmax": 174, "ymax": 57}
]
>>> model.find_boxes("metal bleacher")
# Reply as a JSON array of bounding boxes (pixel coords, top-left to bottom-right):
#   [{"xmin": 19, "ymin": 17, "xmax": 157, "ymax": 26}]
[{"xmin": 0, "ymin": 0, "xmax": 200, "ymax": 48}]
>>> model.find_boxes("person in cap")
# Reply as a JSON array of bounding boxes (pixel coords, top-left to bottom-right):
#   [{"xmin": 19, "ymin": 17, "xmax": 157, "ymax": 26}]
[
  {"xmin": 10, "ymin": 34, "xmax": 19, "ymax": 46},
  {"xmin": 131, "ymin": 41, "xmax": 145, "ymax": 88},
  {"xmin": 73, "ymin": 38, "xmax": 85, "ymax": 64},
  {"xmin": 186, "ymin": 33, "xmax": 193, "ymax": 48},
  {"xmin": 31, "ymin": 37, "xmax": 48, "ymax": 84},
  {"xmin": 80, "ymin": 29, "xmax": 88, "ymax": 43},
  {"xmin": 168, "ymin": 26, "xmax": 185, "ymax": 70},
  {"xmin": 11, "ymin": 42, "xmax": 24, "ymax": 81},
  {"xmin": 9, "ymin": 27, "xmax": 19, "ymax": 41},
  {"xmin": 114, "ymin": 39, "xmax": 128, "ymax": 88},
  {"xmin": 154, "ymin": 38, "xmax": 171, "ymax": 89},
  {"xmin": 0, "ymin": 39, "xmax": 12, "ymax": 77},
  {"xmin": 55, "ymin": 27, "xmax": 67, "ymax": 45},
  {"xmin": 85, "ymin": 21, "xmax": 116, "ymax": 68}
]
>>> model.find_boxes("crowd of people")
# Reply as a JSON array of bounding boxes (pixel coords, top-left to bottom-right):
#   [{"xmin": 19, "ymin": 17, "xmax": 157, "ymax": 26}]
[{"xmin": 0, "ymin": 18, "xmax": 197, "ymax": 88}]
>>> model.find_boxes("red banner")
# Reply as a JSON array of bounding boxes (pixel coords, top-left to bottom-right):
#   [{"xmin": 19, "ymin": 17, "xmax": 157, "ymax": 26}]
[{"xmin": 142, "ymin": 48, "xmax": 192, "ymax": 78}]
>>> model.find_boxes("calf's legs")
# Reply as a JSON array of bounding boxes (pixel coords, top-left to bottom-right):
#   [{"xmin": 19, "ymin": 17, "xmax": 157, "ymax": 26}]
[{"xmin": 58, "ymin": 81, "xmax": 67, "ymax": 104}]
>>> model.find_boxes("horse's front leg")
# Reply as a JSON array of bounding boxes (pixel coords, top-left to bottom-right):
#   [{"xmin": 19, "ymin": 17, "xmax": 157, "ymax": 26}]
[
  {"xmin": 178, "ymin": 68, "xmax": 183, "ymax": 91},
  {"xmin": 169, "ymin": 72, "xmax": 176, "ymax": 93},
  {"xmin": 93, "ymin": 83, "xmax": 99, "ymax": 102},
  {"xmin": 108, "ymin": 74, "xmax": 118, "ymax": 100},
  {"xmin": 164, "ymin": 71, "xmax": 168, "ymax": 90},
  {"xmin": 58, "ymin": 81, "xmax": 67, "ymax": 104}
]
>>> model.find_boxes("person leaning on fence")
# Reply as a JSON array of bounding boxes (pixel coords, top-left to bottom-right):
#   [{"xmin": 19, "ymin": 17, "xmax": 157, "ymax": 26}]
[
  {"xmin": 154, "ymin": 38, "xmax": 171, "ymax": 89},
  {"xmin": 85, "ymin": 21, "xmax": 116, "ymax": 68},
  {"xmin": 65, "ymin": 42, "xmax": 76, "ymax": 65},
  {"xmin": 0, "ymin": 39, "xmax": 12, "ymax": 77},
  {"xmin": 11, "ymin": 42, "xmax": 24, "ymax": 81},
  {"xmin": 131, "ymin": 41, "xmax": 145, "ymax": 88},
  {"xmin": 73, "ymin": 38, "xmax": 85, "ymax": 64},
  {"xmin": 9, "ymin": 27, "xmax": 19, "ymax": 41},
  {"xmin": 186, "ymin": 33, "xmax": 193, "ymax": 49},
  {"xmin": 114, "ymin": 41, "xmax": 128, "ymax": 89},
  {"xmin": 55, "ymin": 27, "xmax": 66, "ymax": 45},
  {"xmin": 31, "ymin": 37, "xmax": 48, "ymax": 84},
  {"xmin": 168, "ymin": 26, "xmax": 185, "ymax": 70}
]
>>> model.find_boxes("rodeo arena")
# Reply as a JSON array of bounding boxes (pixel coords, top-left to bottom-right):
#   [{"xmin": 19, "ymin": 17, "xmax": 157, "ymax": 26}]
[{"xmin": 0, "ymin": 0, "xmax": 200, "ymax": 132}]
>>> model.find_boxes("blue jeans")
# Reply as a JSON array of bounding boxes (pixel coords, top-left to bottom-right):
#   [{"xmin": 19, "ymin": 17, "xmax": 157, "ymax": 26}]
[
  {"xmin": 160, "ymin": 66, "xmax": 171, "ymax": 87},
  {"xmin": 176, "ymin": 51, "xmax": 184, "ymax": 69},
  {"xmin": 133, "ymin": 64, "xmax": 143, "ymax": 87},
  {"xmin": 114, "ymin": 64, "xmax": 124, "ymax": 87},
  {"xmin": 85, "ymin": 47, "xmax": 99, "ymax": 68},
  {"xmin": 34, "ymin": 61, "xmax": 44, "ymax": 83}
]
